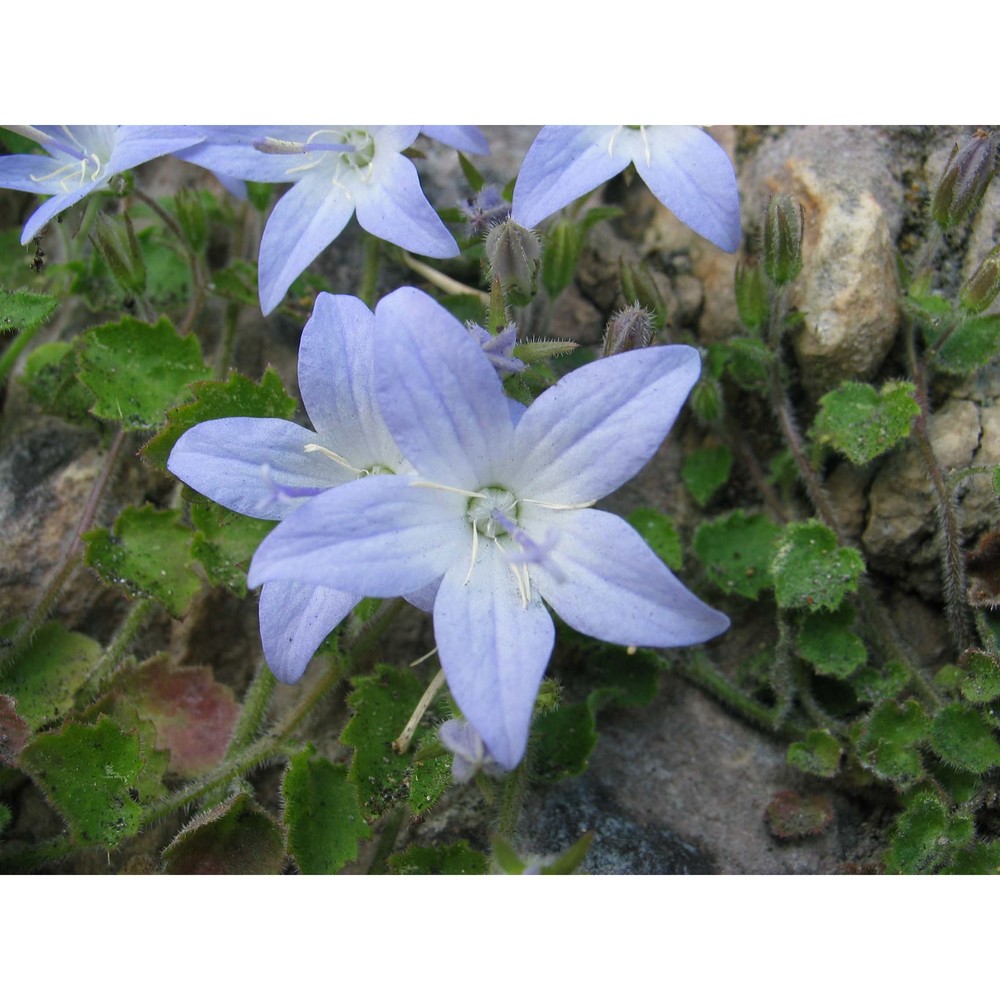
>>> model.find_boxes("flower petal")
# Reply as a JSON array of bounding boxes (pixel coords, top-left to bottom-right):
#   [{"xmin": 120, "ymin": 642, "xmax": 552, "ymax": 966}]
[
  {"xmin": 375, "ymin": 288, "xmax": 515, "ymax": 489},
  {"xmin": 259, "ymin": 580, "xmax": 358, "ymax": 683},
  {"xmin": 421, "ymin": 126, "xmax": 490, "ymax": 156},
  {"xmin": 19, "ymin": 188, "xmax": 99, "ymax": 243},
  {"xmin": 434, "ymin": 541, "xmax": 555, "ymax": 770},
  {"xmin": 106, "ymin": 126, "xmax": 204, "ymax": 174},
  {"xmin": 297, "ymin": 294, "xmax": 405, "ymax": 471},
  {"xmin": 257, "ymin": 176, "xmax": 355, "ymax": 315},
  {"xmin": 511, "ymin": 126, "xmax": 630, "ymax": 228},
  {"xmin": 355, "ymin": 151, "xmax": 458, "ymax": 258},
  {"xmin": 167, "ymin": 417, "xmax": 347, "ymax": 519},
  {"xmin": 511, "ymin": 344, "xmax": 701, "ymax": 503},
  {"xmin": 0, "ymin": 153, "xmax": 69, "ymax": 194},
  {"xmin": 530, "ymin": 508, "xmax": 729, "ymax": 646},
  {"xmin": 247, "ymin": 474, "xmax": 466, "ymax": 595},
  {"xmin": 631, "ymin": 126, "xmax": 742, "ymax": 253}
]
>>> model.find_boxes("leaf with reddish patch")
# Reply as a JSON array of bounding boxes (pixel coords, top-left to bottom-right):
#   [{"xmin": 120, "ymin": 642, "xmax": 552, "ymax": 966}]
[
  {"xmin": 164, "ymin": 792, "xmax": 285, "ymax": 874},
  {"xmin": 0, "ymin": 694, "xmax": 31, "ymax": 767},
  {"xmin": 765, "ymin": 790, "xmax": 834, "ymax": 840},
  {"xmin": 109, "ymin": 655, "xmax": 240, "ymax": 778}
]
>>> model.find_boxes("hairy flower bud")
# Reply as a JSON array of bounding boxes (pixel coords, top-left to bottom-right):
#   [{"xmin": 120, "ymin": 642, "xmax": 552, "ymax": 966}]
[
  {"xmin": 932, "ymin": 130, "xmax": 998, "ymax": 231},
  {"xmin": 602, "ymin": 304, "xmax": 653, "ymax": 357},
  {"xmin": 762, "ymin": 194, "xmax": 804, "ymax": 287},
  {"xmin": 734, "ymin": 257, "xmax": 769, "ymax": 334},
  {"xmin": 175, "ymin": 187, "xmax": 208, "ymax": 252},
  {"xmin": 690, "ymin": 376, "xmax": 724, "ymax": 424},
  {"xmin": 485, "ymin": 220, "xmax": 541, "ymax": 299},
  {"xmin": 92, "ymin": 213, "xmax": 146, "ymax": 296},
  {"xmin": 960, "ymin": 245, "xmax": 1000, "ymax": 314}
]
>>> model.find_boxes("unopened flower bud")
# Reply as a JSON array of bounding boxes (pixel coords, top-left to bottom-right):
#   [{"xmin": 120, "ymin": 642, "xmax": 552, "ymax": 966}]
[
  {"xmin": 931, "ymin": 130, "xmax": 998, "ymax": 231},
  {"xmin": 602, "ymin": 304, "xmax": 653, "ymax": 357},
  {"xmin": 175, "ymin": 187, "xmax": 207, "ymax": 252},
  {"xmin": 762, "ymin": 194, "xmax": 804, "ymax": 287},
  {"xmin": 734, "ymin": 257, "xmax": 769, "ymax": 334},
  {"xmin": 960, "ymin": 245, "xmax": 1000, "ymax": 314},
  {"xmin": 690, "ymin": 376, "xmax": 724, "ymax": 424},
  {"xmin": 485, "ymin": 220, "xmax": 541, "ymax": 299},
  {"xmin": 619, "ymin": 258, "xmax": 667, "ymax": 323},
  {"xmin": 92, "ymin": 213, "xmax": 146, "ymax": 296}
]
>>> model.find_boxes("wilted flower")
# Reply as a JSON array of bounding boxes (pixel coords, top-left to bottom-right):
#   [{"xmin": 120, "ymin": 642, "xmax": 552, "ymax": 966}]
[
  {"xmin": 248, "ymin": 287, "xmax": 729, "ymax": 768},
  {"xmin": 511, "ymin": 126, "xmax": 741, "ymax": 252},
  {"xmin": 439, "ymin": 719, "xmax": 509, "ymax": 782},
  {"xmin": 468, "ymin": 322, "xmax": 526, "ymax": 377}
]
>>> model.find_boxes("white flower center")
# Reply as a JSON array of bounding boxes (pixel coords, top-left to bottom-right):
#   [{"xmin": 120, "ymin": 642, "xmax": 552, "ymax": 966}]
[
  {"xmin": 274, "ymin": 128, "xmax": 377, "ymax": 190},
  {"xmin": 29, "ymin": 127, "xmax": 107, "ymax": 192},
  {"xmin": 466, "ymin": 487, "xmax": 518, "ymax": 539}
]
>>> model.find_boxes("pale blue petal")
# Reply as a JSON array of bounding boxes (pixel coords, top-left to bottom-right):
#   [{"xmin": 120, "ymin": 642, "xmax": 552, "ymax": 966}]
[
  {"xmin": 248, "ymin": 475, "xmax": 466, "ymax": 594},
  {"xmin": 530, "ymin": 508, "xmax": 729, "ymax": 646},
  {"xmin": 375, "ymin": 288, "xmax": 515, "ymax": 489},
  {"xmin": 257, "ymin": 177, "xmax": 355, "ymax": 314},
  {"xmin": 298, "ymin": 294, "xmax": 404, "ymax": 471},
  {"xmin": 106, "ymin": 126, "xmax": 204, "ymax": 174},
  {"xmin": 175, "ymin": 126, "xmax": 307, "ymax": 182},
  {"xmin": 0, "ymin": 153, "xmax": 67, "ymax": 194},
  {"xmin": 213, "ymin": 172, "xmax": 247, "ymax": 200},
  {"xmin": 510, "ymin": 345, "xmax": 701, "ymax": 503},
  {"xmin": 404, "ymin": 579, "xmax": 440, "ymax": 613},
  {"xmin": 511, "ymin": 126, "xmax": 630, "ymax": 228},
  {"xmin": 632, "ymin": 126, "xmax": 741, "ymax": 253},
  {"xmin": 167, "ymin": 417, "xmax": 349, "ymax": 519},
  {"xmin": 370, "ymin": 126, "xmax": 422, "ymax": 152},
  {"xmin": 434, "ymin": 540, "xmax": 554, "ymax": 770},
  {"xmin": 259, "ymin": 580, "xmax": 358, "ymax": 683},
  {"xmin": 422, "ymin": 126, "xmax": 490, "ymax": 156},
  {"xmin": 355, "ymin": 151, "xmax": 458, "ymax": 258},
  {"xmin": 19, "ymin": 189, "xmax": 98, "ymax": 242}
]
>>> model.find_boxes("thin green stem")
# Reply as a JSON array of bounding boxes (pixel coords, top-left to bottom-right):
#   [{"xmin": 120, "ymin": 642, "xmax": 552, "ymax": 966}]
[
  {"xmin": 497, "ymin": 758, "xmax": 530, "ymax": 840},
  {"xmin": 0, "ymin": 322, "xmax": 45, "ymax": 385},
  {"xmin": 367, "ymin": 806, "xmax": 406, "ymax": 874},
  {"xmin": 74, "ymin": 598, "xmax": 154, "ymax": 708},
  {"xmin": 225, "ymin": 660, "xmax": 277, "ymax": 759},
  {"xmin": 358, "ymin": 235, "xmax": 381, "ymax": 307},
  {"xmin": 400, "ymin": 251, "xmax": 490, "ymax": 305}
]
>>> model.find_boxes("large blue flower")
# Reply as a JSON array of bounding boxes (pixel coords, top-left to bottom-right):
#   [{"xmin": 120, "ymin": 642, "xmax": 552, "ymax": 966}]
[
  {"xmin": 180, "ymin": 126, "xmax": 468, "ymax": 314},
  {"xmin": 248, "ymin": 287, "xmax": 729, "ymax": 768},
  {"xmin": 0, "ymin": 126, "xmax": 202, "ymax": 243},
  {"xmin": 511, "ymin": 125, "xmax": 742, "ymax": 252}
]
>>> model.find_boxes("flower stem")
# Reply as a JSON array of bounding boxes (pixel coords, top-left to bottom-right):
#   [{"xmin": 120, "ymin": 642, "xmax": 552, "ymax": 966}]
[
  {"xmin": 367, "ymin": 806, "xmax": 406, "ymax": 874},
  {"xmin": 358, "ymin": 235, "xmax": 381, "ymax": 307},
  {"xmin": 498, "ymin": 758, "xmax": 530, "ymax": 840},
  {"xmin": 400, "ymin": 252, "xmax": 490, "ymax": 305},
  {"xmin": 73, "ymin": 598, "xmax": 154, "ymax": 709},
  {"xmin": 225, "ymin": 660, "xmax": 277, "ymax": 759},
  {"xmin": 393, "ymin": 668, "xmax": 444, "ymax": 754},
  {"xmin": 0, "ymin": 322, "xmax": 44, "ymax": 385}
]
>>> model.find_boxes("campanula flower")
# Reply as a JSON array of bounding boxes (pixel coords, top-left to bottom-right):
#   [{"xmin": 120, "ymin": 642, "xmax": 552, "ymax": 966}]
[
  {"xmin": 511, "ymin": 126, "xmax": 742, "ymax": 253},
  {"xmin": 167, "ymin": 293, "xmax": 410, "ymax": 683},
  {"xmin": 179, "ymin": 126, "xmax": 461, "ymax": 314},
  {"xmin": 0, "ymin": 126, "xmax": 202, "ymax": 243},
  {"xmin": 248, "ymin": 287, "xmax": 729, "ymax": 769},
  {"xmin": 439, "ymin": 719, "xmax": 509, "ymax": 782}
]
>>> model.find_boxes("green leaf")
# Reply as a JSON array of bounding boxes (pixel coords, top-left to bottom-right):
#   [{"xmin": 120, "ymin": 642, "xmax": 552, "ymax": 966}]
[
  {"xmin": 20, "ymin": 340, "xmax": 96, "ymax": 423},
  {"xmin": 681, "ymin": 445, "xmax": 732, "ymax": 507},
  {"xmin": 812, "ymin": 381, "xmax": 919, "ymax": 464},
  {"xmin": 542, "ymin": 220, "xmax": 582, "ymax": 299},
  {"xmin": 941, "ymin": 840, "xmax": 1000, "ymax": 874},
  {"xmin": 283, "ymin": 748, "xmax": 371, "ymax": 874},
  {"xmin": 538, "ymin": 831, "xmax": 595, "ymax": 874},
  {"xmin": 209, "ymin": 259, "xmax": 258, "ymax": 306},
  {"xmin": 164, "ymin": 791, "xmax": 286, "ymax": 874},
  {"xmin": 19, "ymin": 717, "xmax": 158, "ymax": 847},
  {"xmin": 855, "ymin": 699, "xmax": 929, "ymax": 789},
  {"xmin": 0, "ymin": 288, "xmax": 58, "ymax": 335},
  {"xmin": 77, "ymin": 316, "xmax": 211, "ymax": 430},
  {"xmin": 142, "ymin": 367, "xmax": 296, "ymax": 470},
  {"xmin": 850, "ymin": 660, "xmax": 910, "ymax": 703},
  {"xmin": 786, "ymin": 729, "xmax": 842, "ymax": 778},
  {"xmin": 884, "ymin": 793, "xmax": 974, "ymax": 874},
  {"xmin": 83, "ymin": 504, "xmax": 201, "ymax": 617},
  {"xmin": 771, "ymin": 520, "xmax": 864, "ymax": 612},
  {"xmin": 626, "ymin": 507, "xmax": 682, "ymax": 570},
  {"xmin": 795, "ymin": 605, "xmax": 867, "ymax": 679},
  {"xmin": 723, "ymin": 337, "xmax": 773, "ymax": 393},
  {"xmin": 190, "ymin": 502, "xmax": 272, "ymax": 597},
  {"xmin": 407, "ymin": 736, "xmax": 453, "ymax": 816},
  {"xmin": 532, "ymin": 701, "xmax": 597, "ymax": 783},
  {"xmin": 387, "ymin": 841, "xmax": 489, "ymax": 875},
  {"xmin": 693, "ymin": 510, "xmax": 781, "ymax": 599},
  {"xmin": 929, "ymin": 703, "xmax": 1000, "ymax": 773},
  {"xmin": 457, "ymin": 151, "xmax": 485, "ymax": 193},
  {"xmin": 934, "ymin": 315, "xmax": 1000, "ymax": 374},
  {"xmin": 960, "ymin": 650, "xmax": 1000, "ymax": 704},
  {"xmin": 1, "ymin": 621, "xmax": 100, "ymax": 730},
  {"xmin": 341, "ymin": 664, "xmax": 440, "ymax": 821}
]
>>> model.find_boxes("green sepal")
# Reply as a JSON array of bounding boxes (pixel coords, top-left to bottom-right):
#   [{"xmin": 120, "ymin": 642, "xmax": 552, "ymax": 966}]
[
  {"xmin": 142, "ymin": 367, "xmax": 296, "ymax": 470},
  {"xmin": 164, "ymin": 791, "xmax": 286, "ymax": 874},
  {"xmin": 387, "ymin": 841, "xmax": 489, "ymax": 875},
  {"xmin": 492, "ymin": 835, "xmax": 527, "ymax": 873},
  {"xmin": 282, "ymin": 747, "xmax": 372, "ymax": 874},
  {"xmin": 883, "ymin": 792, "xmax": 974, "ymax": 874},
  {"xmin": 854, "ymin": 699, "xmax": 929, "ymax": 790},
  {"xmin": 19, "ymin": 716, "xmax": 164, "ymax": 847},
  {"xmin": 537, "ymin": 831, "xmax": 595, "ymax": 874},
  {"xmin": 771, "ymin": 520, "xmax": 864, "ymax": 612},
  {"xmin": 457, "ymin": 152, "xmax": 485, "ymax": 193},
  {"xmin": 795, "ymin": 605, "xmax": 867, "ymax": 679},
  {"xmin": 626, "ymin": 507, "xmax": 682, "ymax": 570},
  {"xmin": 786, "ymin": 728, "xmax": 842, "ymax": 778},
  {"xmin": 190, "ymin": 501, "xmax": 272, "ymax": 597},
  {"xmin": 83, "ymin": 504, "xmax": 202, "ymax": 618},
  {"xmin": 933, "ymin": 314, "xmax": 1000, "ymax": 375},
  {"xmin": 929, "ymin": 703, "xmax": 1000, "ymax": 773},
  {"xmin": 0, "ymin": 620, "xmax": 100, "ymax": 730},
  {"xmin": 77, "ymin": 316, "xmax": 211, "ymax": 430},
  {"xmin": 812, "ymin": 381, "xmax": 919, "ymax": 465},
  {"xmin": 681, "ymin": 445, "xmax": 732, "ymax": 507},
  {"xmin": 693, "ymin": 510, "xmax": 781, "ymax": 600}
]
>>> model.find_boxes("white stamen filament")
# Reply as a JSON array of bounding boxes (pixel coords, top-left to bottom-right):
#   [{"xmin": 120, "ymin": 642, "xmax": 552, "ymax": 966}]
[
  {"xmin": 464, "ymin": 520, "xmax": 478, "ymax": 586},
  {"xmin": 607, "ymin": 126, "xmax": 624, "ymax": 157},
  {"xmin": 495, "ymin": 538, "xmax": 531, "ymax": 608},
  {"xmin": 303, "ymin": 443, "xmax": 368, "ymax": 476},
  {"xmin": 518, "ymin": 497, "xmax": 597, "ymax": 511},
  {"xmin": 411, "ymin": 481, "xmax": 488, "ymax": 499}
]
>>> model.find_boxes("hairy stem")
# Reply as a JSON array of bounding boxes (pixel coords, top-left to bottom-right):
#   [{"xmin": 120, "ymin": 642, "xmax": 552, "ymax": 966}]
[{"xmin": 401, "ymin": 252, "xmax": 490, "ymax": 305}]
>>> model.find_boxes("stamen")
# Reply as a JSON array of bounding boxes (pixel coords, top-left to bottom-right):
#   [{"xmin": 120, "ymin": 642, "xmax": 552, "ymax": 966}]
[
  {"xmin": 519, "ymin": 497, "xmax": 597, "ymax": 511},
  {"xmin": 607, "ymin": 125, "xmax": 624, "ymax": 157},
  {"xmin": 464, "ymin": 520, "xmax": 478, "ymax": 586},
  {"xmin": 303, "ymin": 442, "xmax": 367, "ymax": 476},
  {"xmin": 491, "ymin": 509, "xmax": 566, "ymax": 584},
  {"xmin": 411, "ymin": 481, "xmax": 488, "ymax": 499},
  {"xmin": 494, "ymin": 538, "xmax": 530, "ymax": 608}
]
